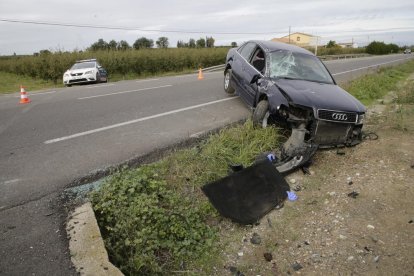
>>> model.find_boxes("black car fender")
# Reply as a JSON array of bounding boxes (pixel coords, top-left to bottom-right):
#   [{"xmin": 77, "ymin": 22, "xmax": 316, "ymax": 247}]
[{"xmin": 255, "ymin": 80, "xmax": 289, "ymax": 113}]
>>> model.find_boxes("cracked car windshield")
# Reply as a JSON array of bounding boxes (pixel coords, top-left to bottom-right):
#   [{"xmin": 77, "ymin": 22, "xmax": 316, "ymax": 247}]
[{"xmin": 269, "ymin": 50, "xmax": 334, "ymax": 84}]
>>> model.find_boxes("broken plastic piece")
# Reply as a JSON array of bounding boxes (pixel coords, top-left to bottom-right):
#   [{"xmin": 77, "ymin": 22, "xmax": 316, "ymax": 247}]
[{"xmin": 287, "ymin": 191, "xmax": 298, "ymax": 201}]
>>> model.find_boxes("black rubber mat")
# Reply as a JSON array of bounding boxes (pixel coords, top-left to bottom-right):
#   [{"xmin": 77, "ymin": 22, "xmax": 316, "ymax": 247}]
[{"xmin": 202, "ymin": 161, "xmax": 290, "ymax": 224}]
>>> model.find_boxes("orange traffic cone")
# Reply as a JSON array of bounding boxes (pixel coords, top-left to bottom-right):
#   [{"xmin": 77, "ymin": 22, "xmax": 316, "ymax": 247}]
[
  {"xmin": 197, "ymin": 68, "xmax": 204, "ymax": 80},
  {"xmin": 19, "ymin": 85, "xmax": 31, "ymax": 104}
]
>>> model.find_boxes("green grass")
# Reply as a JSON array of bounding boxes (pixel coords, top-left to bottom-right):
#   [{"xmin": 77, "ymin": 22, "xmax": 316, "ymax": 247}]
[
  {"xmin": 91, "ymin": 121, "xmax": 280, "ymax": 275},
  {"xmin": 0, "ymin": 71, "xmax": 59, "ymax": 94},
  {"xmin": 342, "ymin": 60, "xmax": 414, "ymax": 105}
]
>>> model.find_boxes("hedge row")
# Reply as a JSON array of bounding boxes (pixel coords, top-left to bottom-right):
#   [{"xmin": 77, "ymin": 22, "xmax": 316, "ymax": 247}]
[{"xmin": 0, "ymin": 48, "xmax": 229, "ymax": 83}]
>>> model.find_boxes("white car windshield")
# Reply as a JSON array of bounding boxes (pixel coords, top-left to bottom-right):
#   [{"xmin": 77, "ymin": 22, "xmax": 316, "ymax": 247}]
[
  {"xmin": 71, "ymin": 62, "xmax": 95, "ymax": 70},
  {"xmin": 268, "ymin": 50, "xmax": 334, "ymax": 84}
]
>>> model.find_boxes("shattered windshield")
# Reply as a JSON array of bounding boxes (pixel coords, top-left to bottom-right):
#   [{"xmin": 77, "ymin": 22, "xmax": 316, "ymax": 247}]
[{"xmin": 268, "ymin": 50, "xmax": 334, "ymax": 84}]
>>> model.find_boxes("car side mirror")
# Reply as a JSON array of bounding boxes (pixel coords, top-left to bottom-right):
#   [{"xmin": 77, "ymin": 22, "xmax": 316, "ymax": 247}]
[{"xmin": 250, "ymin": 74, "xmax": 261, "ymax": 84}]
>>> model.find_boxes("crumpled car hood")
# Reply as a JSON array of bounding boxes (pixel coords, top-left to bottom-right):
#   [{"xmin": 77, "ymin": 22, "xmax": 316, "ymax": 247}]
[{"xmin": 274, "ymin": 79, "xmax": 366, "ymax": 113}]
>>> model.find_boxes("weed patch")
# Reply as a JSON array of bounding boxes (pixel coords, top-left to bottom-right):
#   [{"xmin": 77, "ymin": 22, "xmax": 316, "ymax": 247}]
[
  {"xmin": 91, "ymin": 121, "xmax": 280, "ymax": 275},
  {"xmin": 343, "ymin": 60, "xmax": 414, "ymax": 105}
]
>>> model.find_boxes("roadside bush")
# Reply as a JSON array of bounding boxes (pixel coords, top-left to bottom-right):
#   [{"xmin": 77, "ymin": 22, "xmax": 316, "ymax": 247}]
[
  {"xmin": 366, "ymin": 41, "xmax": 400, "ymax": 55},
  {"xmin": 91, "ymin": 164, "xmax": 216, "ymax": 275}
]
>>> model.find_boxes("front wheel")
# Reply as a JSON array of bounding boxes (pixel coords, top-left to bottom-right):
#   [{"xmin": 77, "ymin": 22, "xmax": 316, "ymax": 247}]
[
  {"xmin": 252, "ymin": 100, "xmax": 270, "ymax": 128},
  {"xmin": 224, "ymin": 69, "xmax": 235, "ymax": 94}
]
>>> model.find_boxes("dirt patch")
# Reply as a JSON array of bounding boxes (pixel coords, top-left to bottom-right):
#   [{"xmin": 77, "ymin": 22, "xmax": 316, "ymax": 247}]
[{"xmin": 216, "ymin": 80, "xmax": 414, "ymax": 275}]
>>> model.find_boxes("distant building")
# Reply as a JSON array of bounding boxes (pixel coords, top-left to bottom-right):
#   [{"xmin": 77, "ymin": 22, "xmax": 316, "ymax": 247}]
[
  {"xmin": 337, "ymin": 42, "xmax": 358, "ymax": 48},
  {"xmin": 271, "ymin": 32, "xmax": 318, "ymax": 47}
]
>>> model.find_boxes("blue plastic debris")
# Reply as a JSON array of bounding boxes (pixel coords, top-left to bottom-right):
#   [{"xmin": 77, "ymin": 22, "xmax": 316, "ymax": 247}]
[
  {"xmin": 267, "ymin": 153, "xmax": 276, "ymax": 162},
  {"xmin": 287, "ymin": 191, "xmax": 298, "ymax": 201}
]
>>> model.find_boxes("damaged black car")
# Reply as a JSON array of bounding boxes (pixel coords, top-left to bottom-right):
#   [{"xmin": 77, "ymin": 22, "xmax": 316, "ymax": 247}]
[{"xmin": 224, "ymin": 40, "xmax": 366, "ymax": 172}]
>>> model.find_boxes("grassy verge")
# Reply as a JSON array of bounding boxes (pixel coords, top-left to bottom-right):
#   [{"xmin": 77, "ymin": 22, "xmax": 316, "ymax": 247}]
[
  {"xmin": 342, "ymin": 59, "xmax": 414, "ymax": 105},
  {"xmin": 0, "ymin": 71, "xmax": 59, "ymax": 94},
  {"xmin": 91, "ymin": 122, "xmax": 280, "ymax": 275}
]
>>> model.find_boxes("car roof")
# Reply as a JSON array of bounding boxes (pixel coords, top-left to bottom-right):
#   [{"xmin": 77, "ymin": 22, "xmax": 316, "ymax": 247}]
[
  {"xmin": 76, "ymin": 59, "xmax": 97, "ymax": 63},
  {"xmin": 248, "ymin": 40, "xmax": 314, "ymax": 56}
]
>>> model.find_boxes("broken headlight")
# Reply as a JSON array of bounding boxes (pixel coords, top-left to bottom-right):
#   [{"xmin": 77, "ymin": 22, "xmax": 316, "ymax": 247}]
[{"xmin": 357, "ymin": 114, "xmax": 365, "ymax": 124}]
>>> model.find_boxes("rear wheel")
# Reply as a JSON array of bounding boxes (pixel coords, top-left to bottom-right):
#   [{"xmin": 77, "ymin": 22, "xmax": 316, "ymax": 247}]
[
  {"xmin": 95, "ymin": 72, "xmax": 101, "ymax": 84},
  {"xmin": 252, "ymin": 100, "xmax": 270, "ymax": 128},
  {"xmin": 224, "ymin": 69, "xmax": 235, "ymax": 94}
]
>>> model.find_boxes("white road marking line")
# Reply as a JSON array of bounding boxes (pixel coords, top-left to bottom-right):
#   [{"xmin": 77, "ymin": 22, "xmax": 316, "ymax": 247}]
[
  {"xmin": 331, "ymin": 57, "xmax": 412, "ymax": 76},
  {"xmin": 87, "ymin": 83, "xmax": 115, "ymax": 88},
  {"xmin": 44, "ymin": 97, "xmax": 239, "ymax": 144},
  {"xmin": 77, "ymin": 85, "xmax": 172, "ymax": 100},
  {"xmin": 136, "ymin": 78, "xmax": 159, "ymax": 82},
  {"xmin": 2, "ymin": 179, "xmax": 21, "ymax": 185}
]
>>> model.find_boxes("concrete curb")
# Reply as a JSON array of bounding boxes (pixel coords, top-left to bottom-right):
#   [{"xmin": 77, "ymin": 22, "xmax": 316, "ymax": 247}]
[{"xmin": 66, "ymin": 202, "xmax": 123, "ymax": 276}]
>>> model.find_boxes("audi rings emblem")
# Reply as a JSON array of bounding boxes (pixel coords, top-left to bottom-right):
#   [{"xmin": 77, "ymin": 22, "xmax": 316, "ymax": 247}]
[{"xmin": 332, "ymin": 113, "xmax": 348, "ymax": 121}]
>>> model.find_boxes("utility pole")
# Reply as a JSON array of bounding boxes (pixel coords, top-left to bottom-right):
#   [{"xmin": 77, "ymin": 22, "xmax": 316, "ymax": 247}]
[
  {"xmin": 288, "ymin": 26, "xmax": 291, "ymax": 44},
  {"xmin": 314, "ymin": 36, "xmax": 318, "ymax": 55}
]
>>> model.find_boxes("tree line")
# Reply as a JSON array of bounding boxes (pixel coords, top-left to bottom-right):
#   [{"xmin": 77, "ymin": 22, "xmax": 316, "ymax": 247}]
[{"xmin": 88, "ymin": 36, "xmax": 237, "ymax": 51}]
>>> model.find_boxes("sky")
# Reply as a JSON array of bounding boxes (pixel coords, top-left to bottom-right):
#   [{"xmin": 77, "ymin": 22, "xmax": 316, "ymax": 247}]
[{"xmin": 0, "ymin": 0, "xmax": 413, "ymax": 55}]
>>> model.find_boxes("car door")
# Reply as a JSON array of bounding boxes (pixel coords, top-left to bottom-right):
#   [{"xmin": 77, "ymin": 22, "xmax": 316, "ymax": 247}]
[
  {"xmin": 232, "ymin": 42, "xmax": 256, "ymax": 106},
  {"xmin": 243, "ymin": 47, "xmax": 266, "ymax": 106}
]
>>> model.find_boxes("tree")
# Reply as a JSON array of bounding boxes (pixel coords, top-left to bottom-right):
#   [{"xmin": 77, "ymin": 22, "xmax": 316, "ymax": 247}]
[
  {"xmin": 133, "ymin": 37, "xmax": 154, "ymax": 49},
  {"xmin": 177, "ymin": 40, "xmax": 185, "ymax": 48},
  {"xmin": 108, "ymin": 40, "xmax": 118, "ymax": 51},
  {"xmin": 206, "ymin": 36, "xmax": 215, "ymax": 48},
  {"xmin": 188, "ymin": 38, "xmax": 196, "ymax": 48},
  {"xmin": 39, "ymin": 49, "xmax": 51, "ymax": 55},
  {"xmin": 326, "ymin": 40, "xmax": 338, "ymax": 48},
  {"xmin": 89, "ymin": 39, "xmax": 108, "ymax": 51},
  {"xmin": 117, "ymin": 40, "xmax": 131, "ymax": 50},
  {"xmin": 196, "ymin": 38, "xmax": 206, "ymax": 48},
  {"xmin": 156, "ymin": 37, "xmax": 169, "ymax": 48},
  {"xmin": 231, "ymin": 42, "xmax": 238, "ymax": 47}
]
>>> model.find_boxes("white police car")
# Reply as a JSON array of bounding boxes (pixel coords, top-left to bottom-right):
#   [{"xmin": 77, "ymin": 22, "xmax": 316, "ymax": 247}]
[{"xmin": 63, "ymin": 59, "xmax": 108, "ymax": 87}]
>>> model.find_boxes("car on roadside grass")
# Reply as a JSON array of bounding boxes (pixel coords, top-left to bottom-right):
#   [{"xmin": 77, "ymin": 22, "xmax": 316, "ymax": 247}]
[
  {"xmin": 404, "ymin": 49, "xmax": 412, "ymax": 54},
  {"xmin": 63, "ymin": 59, "xmax": 108, "ymax": 87},
  {"xmin": 224, "ymin": 40, "xmax": 366, "ymax": 172}
]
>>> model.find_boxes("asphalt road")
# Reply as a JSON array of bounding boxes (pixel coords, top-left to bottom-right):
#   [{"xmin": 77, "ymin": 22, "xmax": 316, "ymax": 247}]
[{"xmin": 0, "ymin": 53, "xmax": 413, "ymax": 275}]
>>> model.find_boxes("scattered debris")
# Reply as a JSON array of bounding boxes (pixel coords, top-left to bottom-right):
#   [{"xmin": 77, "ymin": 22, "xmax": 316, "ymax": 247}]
[
  {"xmin": 250, "ymin": 233, "xmax": 262, "ymax": 245},
  {"xmin": 347, "ymin": 256, "xmax": 355, "ymax": 261},
  {"xmin": 409, "ymin": 220, "xmax": 413, "ymax": 224},
  {"xmin": 347, "ymin": 191, "xmax": 359, "ymax": 198},
  {"xmin": 229, "ymin": 266, "xmax": 237, "ymax": 273},
  {"xmin": 289, "ymin": 178, "xmax": 296, "ymax": 185},
  {"xmin": 238, "ymin": 252, "xmax": 244, "ymax": 257},
  {"xmin": 267, "ymin": 217, "xmax": 273, "ymax": 228},
  {"xmin": 291, "ymin": 262, "xmax": 303, "ymax": 271},
  {"xmin": 264, "ymin": 252, "xmax": 273, "ymax": 262},
  {"xmin": 347, "ymin": 177, "xmax": 353, "ymax": 185},
  {"xmin": 304, "ymin": 241, "xmax": 310, "ymax": 245},
  {"xmin": 339, "ymin": 234, "xmax": 347, "ymax": 240},
  {"xmin": 293, "ymin": 185, "xmax": 302, "ymax": 192},
  {"xmin": 337, "ymin": 149, "xmax": 346, "ymax": 155},
  {"xmin": 311, "ymin": 253, "xmax": 322, "ymax": 263},
  {"xmin": 287, "ymin": 191, "xmax": 298, "ymax": 201},
  {"xmin": 373, "ymin": 256, "xmax": 380, "ymax": 263},
  {"xmin": 367, "ymin": 224, "xmax": 375, "ymax": 229}
]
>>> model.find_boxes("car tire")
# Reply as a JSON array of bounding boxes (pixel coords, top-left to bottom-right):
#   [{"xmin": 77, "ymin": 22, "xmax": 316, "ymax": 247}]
[
  {"xmin": 95, "ymin": 72, "xmax": 101, "ymax": 84},
  {"xmin": 252, "ymin": 100, "xmax": 270, "ymax": 128},
  {"xmin": 224, "ymin": 69, "xmax": 235, "ymax": 94},
  {"xmin": 65, "ymin": 84, "xmax": 72, "ymax": 87}
]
